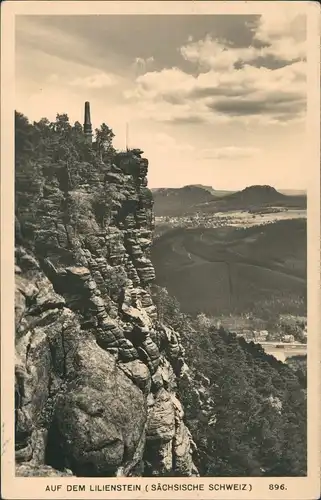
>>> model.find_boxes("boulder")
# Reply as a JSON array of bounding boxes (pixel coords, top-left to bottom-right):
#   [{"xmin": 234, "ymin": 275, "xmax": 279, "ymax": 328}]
[
  {"xmin": 146, "ymin": 388, "xmax": 175, "ymax": 442},
  {"xmin": 53, "ymin": 340, "xmax": 147, "ymax": 476},
  {"xmin": 118, "ymin": 359, "xmax": 151, "ymax": 394}
]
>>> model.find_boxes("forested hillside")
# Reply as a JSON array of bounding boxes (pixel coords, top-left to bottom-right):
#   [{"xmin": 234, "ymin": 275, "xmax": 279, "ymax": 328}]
[
  {"xmin": 152, "ymin": 220, "xmax": 306, "ymax": 319},
  {"xmin": 152, "ymin": 286, "xmax": 307, "ymax": 476}
]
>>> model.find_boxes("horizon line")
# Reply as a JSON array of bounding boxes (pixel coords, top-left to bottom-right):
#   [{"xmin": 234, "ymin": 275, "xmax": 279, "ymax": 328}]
[{"xmin": 149, "ymin": 184, "xmax": 307, "ymax": 192}]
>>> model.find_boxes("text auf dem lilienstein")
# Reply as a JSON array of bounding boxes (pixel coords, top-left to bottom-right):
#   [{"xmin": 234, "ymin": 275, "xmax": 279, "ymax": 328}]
[{"xmin": 45, "ymin": 483, "xmax": 252, "ymax": 492}]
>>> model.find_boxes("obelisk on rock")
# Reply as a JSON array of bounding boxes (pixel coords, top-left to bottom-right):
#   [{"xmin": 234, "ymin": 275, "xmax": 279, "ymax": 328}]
[{"xmin": 83, "ymin": 101, "xmax": 93, "ymax": 143}]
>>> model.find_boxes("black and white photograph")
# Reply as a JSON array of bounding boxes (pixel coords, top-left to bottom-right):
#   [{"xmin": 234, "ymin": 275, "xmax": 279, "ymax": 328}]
[{"xmin": 1, "ymin": 1, "xmax": 320, "ymax": 499}]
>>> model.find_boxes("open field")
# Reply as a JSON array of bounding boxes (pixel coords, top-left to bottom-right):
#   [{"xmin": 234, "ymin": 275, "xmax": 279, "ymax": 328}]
[{"xmin": 213, "ymin": 208, "xmax": 306, "ymax": 227}]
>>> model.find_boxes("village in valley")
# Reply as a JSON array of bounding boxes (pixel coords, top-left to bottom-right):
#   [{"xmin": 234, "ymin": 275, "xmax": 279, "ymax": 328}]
[{"xmin": 154, "ymin": 208, "xmax": 307, "ymax": 238}]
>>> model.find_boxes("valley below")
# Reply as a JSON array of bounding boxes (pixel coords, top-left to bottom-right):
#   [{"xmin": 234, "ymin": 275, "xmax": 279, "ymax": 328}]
[{"xmin": 152, "ymin": 186, "xmax": 307, "ymax": 345}]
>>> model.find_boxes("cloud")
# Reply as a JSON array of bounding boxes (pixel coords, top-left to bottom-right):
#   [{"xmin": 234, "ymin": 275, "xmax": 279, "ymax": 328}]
[
  {"xmin": 200, "ymin": 146, "xmax": 261, "ymax": 160},
  {"xmin": 68, "ymin": 72, "xmax": 117, "ymax": 89},
  {"xmin": 16, "ymin": 14, "xmax": 308, "ymax": 191},
  {"xmin": 126, "ymin": 67, "xmax": 194, "ymax": 100},
  {"xmin": 125, "ymin": 59, "xmax": 306, "ymax": 125},
  {"xmin": 133, "ymin": 56, "xmax": 154, "ymax": 73},
  {"xmin": 170, "ymin": 114, "xmax": 208, "ymax": 125},
  {"xmin": 210, "ymin": 98, "xmax": 304, "ymax": 118},
  {"xmin": 180, "ymin": 11, "xmax": 306, "ymax": 69},
  {"xmin": 207, "ymin": 86, "xmax": 305, "ymax": 119},
  {"xmin": 123, "ymin": 7, "xmax": 306, "ymax": 127},
  {"xmin": 252, "ymin": 11, "xmax": 306, "ymax": 62},
  {"xmin": 180, "ymin": 36, "xmax": 259, "ymax": 71},
  {"xmin": 253, "ymin": 9, "xmax": 306, "ymax": 44}
]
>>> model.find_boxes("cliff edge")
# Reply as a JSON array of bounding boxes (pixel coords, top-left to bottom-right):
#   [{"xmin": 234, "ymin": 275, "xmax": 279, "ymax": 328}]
[{"xmin": 14, "ymin": 112, "xmax": 198, "ymax": 477}]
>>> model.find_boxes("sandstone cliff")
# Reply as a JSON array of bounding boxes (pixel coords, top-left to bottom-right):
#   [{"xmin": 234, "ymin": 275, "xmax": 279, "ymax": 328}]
[{"xmin": 15, "ymin": 123, "xmax": 198, "ymax": 477}]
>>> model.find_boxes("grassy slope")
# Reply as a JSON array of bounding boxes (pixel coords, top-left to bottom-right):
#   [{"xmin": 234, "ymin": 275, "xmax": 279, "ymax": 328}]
[{"xmin": 151, "ymin": 218, "xmax": 307, "ymax": 318}]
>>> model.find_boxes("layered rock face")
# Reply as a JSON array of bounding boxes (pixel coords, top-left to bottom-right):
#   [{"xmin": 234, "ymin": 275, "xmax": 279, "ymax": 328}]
[{"xmin": 15, "ymin": 148, "xmax": 198, "ymax": 477}]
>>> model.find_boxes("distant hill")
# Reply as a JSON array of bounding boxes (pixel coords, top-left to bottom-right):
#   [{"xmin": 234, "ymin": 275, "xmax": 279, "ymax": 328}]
[
  {"xmin": 152, "ymin": 184, "xmax": 306, "ymax": 217},
  {"xmin": 184, "ymin": 185, "xmax": 234, "ymax": 197},
  {"xmin": 184, "ymin": 184, "xmax": 216, "ymax": 195},
  {"xmin": 195, "ymin": 185, "xmax": 306, "ymax": 214},
  {"xmin": 152, "ymin": 185, "xmax": 216, "ymax": 216},
  {"xmin": 151, "ymin": 218, "xmax": 307, "ymax": 318}
]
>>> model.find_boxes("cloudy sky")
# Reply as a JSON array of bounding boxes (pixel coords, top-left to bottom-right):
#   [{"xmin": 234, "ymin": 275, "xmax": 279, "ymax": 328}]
[{"xmin": 15, "ymin": 9, "xmax": 307, "ymax": 190}]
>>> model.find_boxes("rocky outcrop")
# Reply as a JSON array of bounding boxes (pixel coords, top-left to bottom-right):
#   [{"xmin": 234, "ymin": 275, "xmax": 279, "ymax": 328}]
[
  {"xmin": 15, "ymin": 148, "xmax": 198, "ymax": 477},
  {"xmin": 52, "ymin": 339, "xmax": 147, "ymax": 477}
]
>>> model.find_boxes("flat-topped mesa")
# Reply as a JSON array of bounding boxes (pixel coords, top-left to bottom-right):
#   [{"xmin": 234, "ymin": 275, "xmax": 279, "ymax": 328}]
[{"xmin": 83, "ymin": 101, "xmax": 93, "ymax": 144}]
